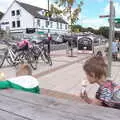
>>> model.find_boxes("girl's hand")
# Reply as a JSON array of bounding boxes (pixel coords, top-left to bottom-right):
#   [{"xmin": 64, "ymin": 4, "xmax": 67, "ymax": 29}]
[
  {"xmin": 80, "ymin": 90, "xmax": 91, "ymax": 104},
  {"xmin": 80, "ymin": 91, "xmax": 102, "ymax": 105}
]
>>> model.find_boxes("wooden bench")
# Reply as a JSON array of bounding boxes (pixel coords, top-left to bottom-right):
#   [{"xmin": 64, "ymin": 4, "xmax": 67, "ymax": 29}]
[{"xmin": 0, "ymin": 89, "xmax": 119, "ymax": 120}]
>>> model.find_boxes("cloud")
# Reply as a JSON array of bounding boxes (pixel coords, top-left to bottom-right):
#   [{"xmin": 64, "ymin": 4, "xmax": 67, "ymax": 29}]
[{"xmin": 103, "ymin": 1, "xmax": 120, "ymax": 17}]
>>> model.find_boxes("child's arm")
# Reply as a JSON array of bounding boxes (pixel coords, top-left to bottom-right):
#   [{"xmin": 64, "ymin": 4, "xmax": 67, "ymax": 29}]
[{"xmin": 80, "ymin": 91, "xmax": 103, "ymax": 106}]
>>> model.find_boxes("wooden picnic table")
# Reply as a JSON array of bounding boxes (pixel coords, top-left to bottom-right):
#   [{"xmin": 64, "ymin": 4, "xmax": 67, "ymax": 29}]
[{"xmin": 0, "ymin": 89, "xmax": 119, "ymax": 120}]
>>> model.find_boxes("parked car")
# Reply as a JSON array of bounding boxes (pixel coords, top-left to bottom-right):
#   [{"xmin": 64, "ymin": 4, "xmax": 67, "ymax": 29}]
[
  {"xmin": 30, "ymin": 34, "xmax": 48, "ymax": 44},
  {"xmin": 51, "ymin": 34, "xmax": 65, "ymax": 44}
]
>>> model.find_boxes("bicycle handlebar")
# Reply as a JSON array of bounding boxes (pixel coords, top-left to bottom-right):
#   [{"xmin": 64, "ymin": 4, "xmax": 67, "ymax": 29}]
[{"xmin": 3, "ymin": 40, "xmax": 16, "ymax": 47}]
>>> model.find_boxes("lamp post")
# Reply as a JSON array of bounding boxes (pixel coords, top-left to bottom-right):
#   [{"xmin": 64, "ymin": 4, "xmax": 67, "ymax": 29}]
[
  {"xmin": 70, "ymin": 5, "xmax": 73, "ymax": 57},
  {"xmin": 48, "ymin": 0, "xmax": 50, "ymax": 55},
  {"xmin": 68, "ymin": 5, "xmax": 73, "ymax": 57},
  {"xmin": 108, "ymin": 0, "xmax": 115, "ymax": 78}
]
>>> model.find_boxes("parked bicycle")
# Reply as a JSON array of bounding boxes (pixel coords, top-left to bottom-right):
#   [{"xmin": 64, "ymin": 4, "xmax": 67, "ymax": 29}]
[
  {"xmin": 0, "ymin": 40, "xmax": 18, "ymax": 68},
  {"xmin": 33, "ymin": 41, "xmax": 52, "ymax": 66}
]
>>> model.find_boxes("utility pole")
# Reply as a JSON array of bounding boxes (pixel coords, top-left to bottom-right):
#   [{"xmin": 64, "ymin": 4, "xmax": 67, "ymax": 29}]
[
  {"xmin": 48, "ymin": 0, "xmax": 50, "ymax": 55},
  {"xmin": 69, "ymin": 5, "xmax": 73, "ymax": 57},
  {"xmin": 108, "ymin": 0, "xmax": 115, "ymax": 78}
]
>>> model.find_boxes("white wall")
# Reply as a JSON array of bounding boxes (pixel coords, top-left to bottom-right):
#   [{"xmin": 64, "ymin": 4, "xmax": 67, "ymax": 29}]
[
  {"xmin": 0, "ymin": 1, "xmax": 68, "ymax": 34},
  {"xmin": 0, "ymin": 1, "xmax": 34, "ymax": 31}
]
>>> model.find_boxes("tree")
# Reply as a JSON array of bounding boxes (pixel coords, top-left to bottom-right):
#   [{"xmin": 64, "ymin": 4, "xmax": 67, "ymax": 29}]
[
  {"xmin": 50, "ymin": 4, "xmax": 62, "ymax": 17},
  {"xmin": 98, "ymin": 27, "xmax": 109, "ymax": 38},
  {"xmin": 71, "ymin": 25, "xmax": 82, "ymax": 32},
  {"xmin": 55, "ymin": 0, "xmax": 83, "ymax": 26},
  {"xmin": 54, "ymin": 0, "xmax": 83, "ymax": 56},
  {"xmin": 0, "ymin": 11, "xmax": 4, "ymax": 20}
]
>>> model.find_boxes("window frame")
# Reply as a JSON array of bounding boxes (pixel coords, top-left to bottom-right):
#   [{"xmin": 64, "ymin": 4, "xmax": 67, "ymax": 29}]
[
  {"xmin": 11, "ymin": 10, "xmax": 15, "ymax": 16},
  {"xmin": 16, "ymin": 10, "xmax": 20, "ymax": 15},
  {"xmin": 17, "ymin": 20, "xmax": 20, "ymax": 27},
  {"xmin": 45, "ymin": 20, "xmax": 49, "ymax": 28},
  {"xmin": 12, "ymin": 21, "xmax": 15, "ymax": 28},
  {"xmin": 37, "ymin": 19, "xmax": 40, "ymax": 26}
]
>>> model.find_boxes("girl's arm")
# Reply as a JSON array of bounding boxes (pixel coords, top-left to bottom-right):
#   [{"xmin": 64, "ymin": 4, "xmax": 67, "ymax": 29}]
[{"xmin": 80, "ymin": 91, "xmax": 103, "ymax": 106}]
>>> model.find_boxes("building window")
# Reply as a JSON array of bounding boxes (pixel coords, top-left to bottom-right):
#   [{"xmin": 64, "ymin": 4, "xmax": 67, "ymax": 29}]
[
  {"xmin": 16, "ymin": 10, "xmax": 20, "ymax": 15},
  {"xmin": 65, "ymin": 24, "xmax": 67, "ymax": 29},
  {"xmin": 46, "ymin": 20, "xmax": 49, "ymax": 28},
  {"xmin": 37, "ymin": 19, "xmax": 40, "ymax": 26},
  {"xmin": 60, "ymin": 23, "xmax": 62, "ymax": 29},
  {"xmin": 50, "ymin": 21, "xmax": 53, "ymax": 28},
  {"xmin": 17, "ymin": 20, "xmax": 20, "ymax": 27},
  {"xmin": 26, "ymin": 28, "xmax": 35, "ymax": 34},
  {"xmin": 12, "ymin": 21, "xmax": 15, "ymax": 28},
  {"xmin": 57, "ymin": 22, "xmax": 59, "ymax": 29},
  {"xmin": 11, "ymin": 10, "xmax": 15, "ymax": 16}
]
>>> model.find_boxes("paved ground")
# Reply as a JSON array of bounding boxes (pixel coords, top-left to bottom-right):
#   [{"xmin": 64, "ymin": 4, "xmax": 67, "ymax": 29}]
[{"xmin": 1, "ymin": 48, "xmax": 120, "ymax": 100}]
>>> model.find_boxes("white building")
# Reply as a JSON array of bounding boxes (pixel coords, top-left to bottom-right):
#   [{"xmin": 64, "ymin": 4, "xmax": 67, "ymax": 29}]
[{"xmin": 0, "ymin": 0, "xmax": 68, "ymax": 38}]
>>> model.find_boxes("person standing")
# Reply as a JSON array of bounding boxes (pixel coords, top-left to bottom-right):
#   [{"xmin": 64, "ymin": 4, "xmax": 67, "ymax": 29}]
[{"xmin": 112, "ymin": 39, "xmax": 118, "ymax": 61}]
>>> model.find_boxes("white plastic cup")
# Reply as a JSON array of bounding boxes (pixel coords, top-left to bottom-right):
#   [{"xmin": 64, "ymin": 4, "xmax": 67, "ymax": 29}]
[{"xmin": 0, "ymin": 72, "xmax": 5, "ymax": 80}]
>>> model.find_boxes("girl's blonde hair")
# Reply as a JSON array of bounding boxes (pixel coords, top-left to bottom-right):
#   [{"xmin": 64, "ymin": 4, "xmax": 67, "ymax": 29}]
[
  {"xmin": 16, "ymin": 64, "xmax": 32, "ymax": 76},
  {"xmin": 83, "ymin": 56, "xmax": 108, "ymax": 79}
]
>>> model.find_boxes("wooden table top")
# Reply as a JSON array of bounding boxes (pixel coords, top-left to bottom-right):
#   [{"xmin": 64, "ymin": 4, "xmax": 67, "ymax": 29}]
[{"xmin": 0, "ymin": 89, "xmax": 119, "ymax": 120}]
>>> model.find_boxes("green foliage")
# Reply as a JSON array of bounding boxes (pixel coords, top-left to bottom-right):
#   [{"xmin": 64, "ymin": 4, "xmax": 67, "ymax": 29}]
[
  {"xmin": 54, "ymin": 0, "xmax": 83, "ymax": 25},
  {"xmin": 71, "ymin": 25, "xmax": 110, "ymax": 38},
  {"xmin": 0, "ymin": 11, "xmax": 4, "ymax": 19},
  {"xmin": 98, "ymin": 27, "xmax": 109, "ymax": 38},
  {"xmin": 71, "ymin": 25, "xmax": 82, "ymax": 32},
  {"xmin": 50, "ymin": 4, "xmax": 62, "ymax": 17}
]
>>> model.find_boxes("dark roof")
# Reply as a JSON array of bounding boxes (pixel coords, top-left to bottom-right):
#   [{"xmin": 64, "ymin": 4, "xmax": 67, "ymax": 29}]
[
  {"xmin": 0, "ymin": 11, "xmax": 4, "ymax": 20},
  {"xmin": 16, "ymin": 1, "xmax": 68, "ymax": 24}
]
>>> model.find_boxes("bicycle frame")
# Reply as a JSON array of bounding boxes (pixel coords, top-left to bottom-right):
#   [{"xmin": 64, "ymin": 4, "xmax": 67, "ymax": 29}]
[{"xmin": 8, "ymin": 48, "xmax": 16, "ymax": 62}]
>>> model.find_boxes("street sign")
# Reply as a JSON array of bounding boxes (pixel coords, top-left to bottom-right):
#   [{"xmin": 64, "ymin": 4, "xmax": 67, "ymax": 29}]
[
  {"xmin": 37, "ymin": 31, "xmax": 44, "ymax": 34},
  {"xmin": 114, "ymin": 18, "xmax": 120, "ymax": 28},
  {"xmin": 99, "ymin": 15, "xmax": 109, "ymax": 18},
  {"xmin": 114, "ymin": 18, "xmax": 120, "ymax": 23}
]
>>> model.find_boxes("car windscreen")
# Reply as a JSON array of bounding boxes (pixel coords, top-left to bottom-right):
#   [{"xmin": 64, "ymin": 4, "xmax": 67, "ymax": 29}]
[{"xmin": 79, "ymin": 37, "xmax": 92, "ymax": 45}]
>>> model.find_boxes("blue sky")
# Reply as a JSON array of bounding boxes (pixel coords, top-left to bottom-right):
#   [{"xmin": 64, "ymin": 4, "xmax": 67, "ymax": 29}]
[
  {"xmin": 81, "ymin": 0, "xmax": 108, "ymax": 18},
  {"xmin": 78, "ymin": 0, "xmax": 120, "ymax": 29},
  {"xmin": 0, "ymin": 0, "xmax": 120, "ymax": 29}
]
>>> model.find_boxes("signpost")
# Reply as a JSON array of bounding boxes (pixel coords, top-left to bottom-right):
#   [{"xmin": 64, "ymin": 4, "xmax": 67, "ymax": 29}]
[
  {"xmin": 47, "ymin": 0, "xmax": 50, "ymax": 55},
  {"xmin": 114, "ymin": 18, "xmax": 120, "ymax": 23},
  {"xmin": 114, "ymin": 18, "xmax": 120, "ymax": 28},
  {"xmin": 99, "ymin": 15, "xmax": 109, "ymax": 18},
  {"xmin": 99, "ymin": 0, "xmax": 115, "ymax": 78},
  {"xmin": 108, "ymin": 0, "xmax": 115, "ymax": 78}
]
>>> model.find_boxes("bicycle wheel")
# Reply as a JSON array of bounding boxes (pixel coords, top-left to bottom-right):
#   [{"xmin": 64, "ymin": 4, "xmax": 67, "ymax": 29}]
[
  {"xmin": 27, "ymin": 52, "xmax": 38, "ymax": 70},
  {"xmin": 13, "ymin": 52, "xmax": 25, "ymax": 66},
  {"xmin": 46, "ymin": 54, "xmax": 52, "ymax": 66},
  {"xmin": 42, "ymin": 50, "xmax": 52, "ymax": 66}
]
